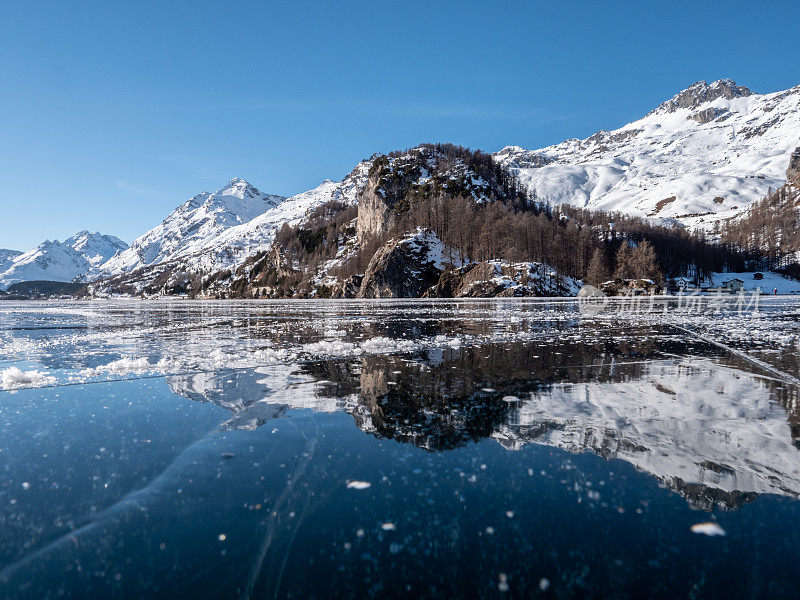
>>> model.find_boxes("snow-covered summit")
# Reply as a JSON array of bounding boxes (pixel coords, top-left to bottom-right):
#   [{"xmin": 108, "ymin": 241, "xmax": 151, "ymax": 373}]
[
  {"xmin": 64, "ymin": 231, "xmax": 128, "ymax": 267},
  {"xmin": 94, "ymin": 179, "xmax": 286, "ymax": 276},
  {"xmin": 208, "ymin": 161, "xmax": 371, "ymax": 266},
  {"xmin": 494, "ymin": 80, "xmax": 800, "ymax": 229},
  {"xmin": 212, "ymin": 177, "xmax": 271, "ymax": 200},
  {"xmin": 0, "ymin": 232, "xmax": 129, "ymax": 289},
  {"xmin": 90, "ymin": 164, "xmax": 373, "ymax": 291},
  {"xmin": 651, "ymin": 79, "xmax": 753, "ymax": 114}
]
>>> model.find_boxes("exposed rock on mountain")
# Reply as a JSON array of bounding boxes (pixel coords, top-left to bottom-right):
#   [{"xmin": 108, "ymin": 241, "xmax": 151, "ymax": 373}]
[
  {"xmin": 0, "ymin": 249, "xmax": 22, "ymax": 274},
  {"xmin": 492, "ymin": 146, "xmax": 552, "ymax": 169},
  {"xmin": 656, "ymin": 79, "xmax": 752, "ymax": 112},
  {"xmin": 357, "ymin": 228, "xmax": 446, "ymax": 298},
  {"xmin": 356, "ymin": 175, "xmax": 395, "ymax": 243},
  {"xmin": 356, "ymin": 144, "xmax": 529, "ymax": 242},
  {"xmin": 788, "ymin": 146, "xmax": 800, "ymax": 182},
  {"xmin": 425, "ymin": 262, "xmax": 500, "ymax": 297},
  {"xmin": 495, "ymin": 79, "xmax": 800, "ymax": 229},
  {"xmin": 330, "ymin": 275, "xmax": 363, "ymax": 299},
  {"xmin": 425, "ymin": 261, "xmax": 580, "ymax": 298}
]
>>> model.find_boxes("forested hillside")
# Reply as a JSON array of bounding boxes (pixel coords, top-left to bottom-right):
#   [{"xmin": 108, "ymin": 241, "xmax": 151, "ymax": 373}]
[
  {"xmin": 209, "ymin": 144, "xmax": 750, "ymax": 299},
  {"xmin": 720, "ymin": 149, "xmax": 800, "ymax": 273}
]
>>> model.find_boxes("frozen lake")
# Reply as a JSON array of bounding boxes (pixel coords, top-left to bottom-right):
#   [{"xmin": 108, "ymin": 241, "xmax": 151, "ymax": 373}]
[{"xmin": 1, "ymin": 299, "xmax": 800, "ymax": 598}]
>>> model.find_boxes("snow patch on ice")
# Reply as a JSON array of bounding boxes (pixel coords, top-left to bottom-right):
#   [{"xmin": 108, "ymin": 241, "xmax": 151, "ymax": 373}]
[
  {"xmin": 0, "ymin": 366, "xmax": 58, "ymax": 390},
  {"xmin": 691, "ymin": 522, "xmax": 726, "ymax": 536},
  {"xmin": 346, "ymin": 481, "xmax": 371, "ymax": 490}
]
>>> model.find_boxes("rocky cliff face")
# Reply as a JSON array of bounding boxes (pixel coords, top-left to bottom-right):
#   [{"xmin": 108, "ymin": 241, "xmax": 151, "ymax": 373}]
[
  {"xmin": 356, "ymin": 174, "xmax": 396, "ymax": 242},
  {"xmin": 656, "ymin": 79, "xmax": 753, "ymax": 113},
  {"xmin": 425, "ymin": 263, "xmax": 500, "ymax": 297},
  {"xmin": 357, "ymin": 228, "xmax": 446, "ymax": 298},
  {"xmin": 356, "ymin": 144, "xmax": 525, "ymax": 243},
  {"xmin": 788, "ymin": 146, "xmax": 800, "ymax": 182},
  {"xmin": 330, "ymin": 274, "xmax": 363, "ymax": 299}
]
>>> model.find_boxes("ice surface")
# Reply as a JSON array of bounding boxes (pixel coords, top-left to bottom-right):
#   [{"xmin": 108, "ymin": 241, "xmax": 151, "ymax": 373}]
[{"xmin": 2, "ymin": 298, "xmax": 800, "ymax": 597}]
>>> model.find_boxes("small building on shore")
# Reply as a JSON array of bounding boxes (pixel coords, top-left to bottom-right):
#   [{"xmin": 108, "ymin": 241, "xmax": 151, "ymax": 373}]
[{"xmin": 722, "ymin": 278, "xmax": 744, "ymax": 293}]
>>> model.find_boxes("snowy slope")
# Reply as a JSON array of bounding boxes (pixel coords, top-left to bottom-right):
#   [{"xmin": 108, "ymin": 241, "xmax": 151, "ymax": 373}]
[
  {"xmin": 94, "ymin": 178, "xmax": 286, "ymax": 277},
  {"xmin": 205, "ymin": 161, "xmax": 371, "ymax": 271},
  {"xmin": 706, "ymin": 271, "xmax": 800, "ymax": 294},
  {"xmin": 495, "ymin": 79, "xmax": 800, "ymax": 229},
  {"xmin": 0, "ymin": 232, "xmax": 129, "ymax": 289},
  {"xmin": 64, "ymin": 231, "xmax": 128, "ymax": 267},
  {"xmin": 0, "ymin": 241, "xmax": 91, "ymax": 289},
  {"xmin": 92, "ymin": 163, "xmax": 371, "ymax": 286},
  {"xmin": 0, "ymin": 249, "xmax": 22, "ymax": 273}
]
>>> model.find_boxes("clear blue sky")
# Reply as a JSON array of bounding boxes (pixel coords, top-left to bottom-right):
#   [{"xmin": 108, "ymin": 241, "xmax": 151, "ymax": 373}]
[{"xmin": 1, "ymin": 0, "xmax": 797, "ymax": 250}]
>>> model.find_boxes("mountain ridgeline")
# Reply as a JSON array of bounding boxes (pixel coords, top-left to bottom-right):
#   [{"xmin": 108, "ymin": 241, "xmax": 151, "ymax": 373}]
[
  {"xmin": 6, "ymin": 79, "xmax": 800, "ymax": 298},
  {"xmin": 206, "ymin": 143, "xmax": 748, "ymax": 299}
]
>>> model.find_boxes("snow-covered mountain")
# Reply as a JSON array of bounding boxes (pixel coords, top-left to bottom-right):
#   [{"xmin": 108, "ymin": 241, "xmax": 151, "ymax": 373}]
[
  {"xmin": 64, "ymin": 231, "xmax": 128, "ymax": 267},
  {"xmin": 494, "ymin": 79, "xmax": 800, "ymax": 229},
  {"xmin": 83, "ymin": 79, "xmax": 800, "ymax": 294},
  {"xmin": 207, "ymin": 161, "xmax": 370, "ymax": 269},
  {"xmin": 90, "ymin": 163, "xmax": 371, "ymax": 291},
  {"xmin": 94, "ymin": 178, "xmax": 286, "ymax": 277},
  {"xmin": 0, "ymin": 233, "xmax": 128, "ymax": 289},
  {"xmin": 0, "ymin": 249, "xmax": 22, "ymax": 272}
]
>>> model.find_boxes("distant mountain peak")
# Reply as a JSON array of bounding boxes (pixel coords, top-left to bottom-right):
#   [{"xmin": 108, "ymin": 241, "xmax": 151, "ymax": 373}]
[
  {"xmin": 655, "ymin": 78, "xmax": 753, "ymax": 114},
  {"xmin": 94, "ymin": 178, "xmax": 288, "ymax": 278},
  {"xmin": 494, "ymin": 79, "xmax": 800, "ymax": 230},
  {"xmin": 214, "ymin": 177, "xmax": 262, "ymax": 199},
  {"xmin": 62, "ymin": 231, "xmax": 129, "ymax": 268}
]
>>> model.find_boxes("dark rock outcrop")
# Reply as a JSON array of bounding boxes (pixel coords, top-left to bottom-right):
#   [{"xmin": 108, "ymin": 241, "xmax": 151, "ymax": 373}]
[
  {"xmin": 689, "ymin": 107, "xmax": 728, "ymax": 124},
  {"xmin": 331, "ymin": 275, "xmax": 363, "ymax": 299},
  {"xmin": 357, "ymin": 229, "xmax": 444, "ymax": 298},
  {"xmin": 788, "ymin": 146, "xmax": 800, "ymax": 183},
  {"xmin": 493, "ymin": 146, "xmax": 552, "ymax": 169},
  {"xmin": 425, "ymin": 263, "xmax": 507, "ymax": 298},
  {"xmin": 657, "ymin": 79, "xmax": 752, "ymax": 114},
  {"xmin": 425, "ymin": 261, "xmax": 580, "ymax": 298}
]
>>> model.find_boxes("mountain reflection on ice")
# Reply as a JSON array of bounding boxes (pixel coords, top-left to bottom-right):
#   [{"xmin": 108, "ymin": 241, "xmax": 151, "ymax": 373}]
[
  {"xmin": 165, "ymin": 340, "xmax": 800, "ymax": 510},
  {"xmin": 2, "ymin": 300, "xmax": 800, "ymax": 598}
]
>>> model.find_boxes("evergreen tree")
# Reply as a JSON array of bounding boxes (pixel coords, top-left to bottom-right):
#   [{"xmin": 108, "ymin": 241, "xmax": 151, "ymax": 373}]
[
  {"xmin": 586, "ymin": 247, "xmax": 611, "ymax": 285},
  {"xmin": 614, "ymin": 244, "xmax": 635, "ymax": 279},
  {"xmin": 629, "ymin": 240, "xmax": 662, "ymax": 283}
]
